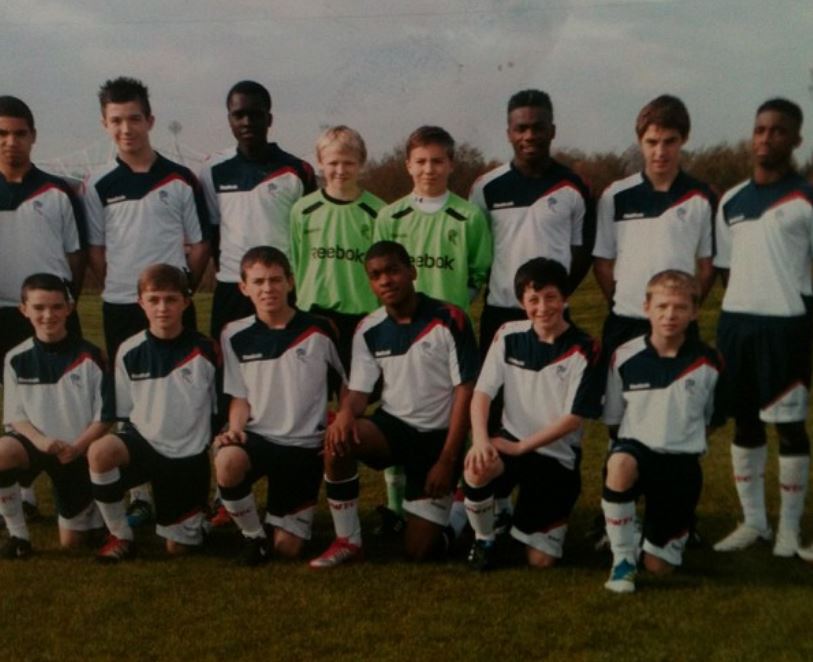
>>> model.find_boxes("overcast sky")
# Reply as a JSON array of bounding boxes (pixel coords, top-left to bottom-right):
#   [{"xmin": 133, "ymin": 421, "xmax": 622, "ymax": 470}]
[{"xmin": 3, "ymin": 0, "xmax": 812, "ymax": 171}]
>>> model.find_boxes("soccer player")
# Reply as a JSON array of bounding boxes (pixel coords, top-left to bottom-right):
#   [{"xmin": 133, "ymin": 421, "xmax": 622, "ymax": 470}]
[
  {"xmin": 373, "ymin": 126, "xmax": 492, "ymax": 313},
  {"xmin": 84, "ymin": 77, "xmax": 210, "ymax": 526},
  {"xmin": 200, "ymin": 80, "xmax": 317, "ymax": 341},
  {"xmin": 309, "ymin": 241, "xmax": 478, "ymax": 567},
  {"xmin": 593, "ymin": 95, "xmax": 716, "ymax": 357},
  {"xmin": 290, "ymin": 125, "xmax": 384, "ymax": 370},
  {"xmin": 84, "ymin": 76, "xmax": 210, "ymax": 360},
  {"xmin": 87, "ymin": 265, "xmax": 218, "ymax": 562},
  {"xmin": 601, "ymin": 271, "xmax": 722, "ymax": 593},
  {"xmin": 712, "ymin": 98, "xmax": 813, "ymax": 559},
  {"xmin": 0, "ymin": 95, "xmax": 88, "ymax": 517},
  {"xmin": 214, "ymin": 246, "xmax": 344, "ymax": 565},
  {"xmin": 463, "ymin": 258, "xmax": 601, "ymax": 571},
  {"xmin": 469, "ymin": 89, "xmax": 593, "ymax": 350},
  {"xmin": 0, "ymin": 274, "xmax": 112, "ymax": 558}
]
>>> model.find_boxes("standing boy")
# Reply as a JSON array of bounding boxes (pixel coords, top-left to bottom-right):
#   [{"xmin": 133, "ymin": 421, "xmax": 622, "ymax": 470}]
[
  {"xmin": 310, "ymin": 241, "xmax": 478, "ymax": 567},
  {"xmin": 463, "ymin": 258, "xmax": 601, "ymax": 571},
  {"xmin": 0, "ymin": 274, "xmax": 112, "ymax": 557},
  {"xmin": 601, "ymin": 271, "xmax": 722, "ymax": 593},
  {"xmin": 712, "ymin": 99, "xmax": 813, "ymax": 559},
  {"xmin": 373, "ymin": 126, "xmax": 492, "ymax": 313},
  {"xmin": 290, "ymin": 125, "xmax": 384, "ymax": 369},
  {"xmin": 593, "ymin": 95, "xmax": 716, "ymax": 357},
  {"xmin": 215, "ymin": 246, "xmax": 344, "ymax": 564},
  {"xmin": 87, "ymin": 265, "xmax": 218, "ymax": 562},
  {"xmin": 200, "ymin": 80, "xmax": 316, "ymax": 341}
]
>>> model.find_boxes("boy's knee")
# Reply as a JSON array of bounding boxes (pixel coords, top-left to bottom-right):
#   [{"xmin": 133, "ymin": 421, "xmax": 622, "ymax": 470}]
[
  {"xmin": 87, "ymin": 435, "xmax": 123, "ymax": 471},
  {"xmin": 214, "ymin": 446, "xmax": 250, "ymax": 486},
  {"xmin": 605, "ymin": 452, "xmax": 638, "ymax": 491}
]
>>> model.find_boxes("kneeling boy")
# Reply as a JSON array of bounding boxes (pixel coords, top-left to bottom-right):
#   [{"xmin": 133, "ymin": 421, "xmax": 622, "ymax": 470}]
[
  {"xmin": 214, "ymin": 246, "xmax": 345, "ymax": 565},
  {"xmin": 310, "ymin": 240, "xmax": 479, "ymax": 567},
  {"xmin": 463, "ymin": 258, "xmax": 601, "ymax": 570},
  {"xmin": 88, "ymin": 265, "xmax": 218, "ymax": 561},
  {"xmin": 601, "ymin": 271, "xmax": 722, "ymax": 593},
  {"xmin": 0, "ymin": 274, "xmax": 112, "ymax": 558}
]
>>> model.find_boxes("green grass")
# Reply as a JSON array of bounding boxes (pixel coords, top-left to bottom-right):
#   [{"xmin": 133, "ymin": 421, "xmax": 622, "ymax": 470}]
[{"xmin": 2, "ymin": 281, "xmax": 813, "ymax": 661}]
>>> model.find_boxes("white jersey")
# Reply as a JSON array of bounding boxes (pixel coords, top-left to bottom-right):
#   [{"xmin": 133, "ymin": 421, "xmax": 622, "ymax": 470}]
[
  {"xmin": 593, "ymin": 171, "xmax": 715, "ymax": 319},
  {"xmin": 603, "ymin": 335, "xmax": 722, "ymax": 454},
  {"xmin": 349, "ymin": 295, "xmax": 479, "ymax": 431},
  {"xmin": 221, "ymin": 311, "xmax": 344, "ymax": 448},
  {"xmin": 116, "ymin": 329, "xmax": 218, "ymax": 458},
  {"xmin": 476, "ymin": 321, "xmax": 601, "ymax": 470},
  {"xmin": 469, "ymin": 160, "xmax": 590, "ymax": 308},
  {"xmin": 4, "ymin": 336, "xmax": 112, "ymax": 442},
  {"xmin": 0, "ymin": 166, "xmax": 85, "ymax": 307},
  {"xmin": 714, "ymin": 174, "xmax": 813, "ymax": 317},
  {"xmin": 83, "ymin": 154, "xmax": 209, "ymax": 304},
  {"xmin": 199, "ymin": 144, "xmax": 316, "ymax": 283}
]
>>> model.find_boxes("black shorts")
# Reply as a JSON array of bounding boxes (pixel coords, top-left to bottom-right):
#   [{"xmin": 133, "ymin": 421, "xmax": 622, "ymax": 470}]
[
  {"xmin": 0, "ymin": 306, "xmax": 82, "ymax": 381},
  {"xmin": 8, "ymin": 431, "xmax": 93, "ymax": 520},
  {"xmin": 716, "ymin": 309, "xmax": 812, "ymax": 424},
  {"xmin": 117, "ymin": 425, "xmax": 210, "ymax": 527},
  {"xmin": 610, "ymin": 439, "xmax": 702, "ymax": 551},
  {"xmin": 366, "ymin": 409, "xmax": 455, "ymax": 501},
  {"xmin": 240, "ymin": 432, "xmax": 323, "ymax": 519},
  {"xmin": 103, "ymin": 301, "xmax": 197, "ymax": 360},
  {"xmin": 493, "ymin": 435, "xmax": 581, "ymax": 535}
]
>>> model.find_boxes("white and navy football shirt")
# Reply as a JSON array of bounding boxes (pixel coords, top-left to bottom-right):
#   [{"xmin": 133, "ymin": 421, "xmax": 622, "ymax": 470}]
[
  {"xmin": 470, "ymin": 160, "xmax": 591, "ymax": 308},
  {"xmin": 714, "ymin": 173, "xmax": 813, "ymax": 317},
  {"xmin": 593, "ymin": 171, "xmax": 715, "ymax": 319},
  {"xmin": 116, "ymin": 329, "xmax": 218, "ymax": 458},
  {"xmin": 199, "ymin": 143, "xmax": 316, "ymax": 283},
  {"xmin": 4, "ymin": 336, "xmax": 113, "ymax": 442},
  {"xmin": 222, "ymin": 310, "xmax": 344, "ymax": 449},
  {"xmin": 83, "ymin": 153, "xmax": 210, "ymax": 304},
  {"xmin": 0, "ymin": 166, "xmax": 86, "ymax": 307},
  {"xmin": 603, "ymin": 336, "xmax": 722, "ymax": 454},
  {"xmin": 476, "ymin": 321, "xmax": 601, "ymax": 470},
  {"xmin": 349, "ymin": 294, "xmax": 479, "ymax": 432}
]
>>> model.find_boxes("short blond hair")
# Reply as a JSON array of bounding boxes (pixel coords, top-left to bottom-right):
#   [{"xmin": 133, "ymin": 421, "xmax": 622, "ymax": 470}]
[
  {"xmin": 316, "ymin": 125, "xmax": 367, "ymax": 164},
  {"xmin": 137, "ymin": 264, "xmax": 191, "ymax": 297},
  {"xmin": 645, "ymin": 269, "xmax": 700, "ymax": 306}
]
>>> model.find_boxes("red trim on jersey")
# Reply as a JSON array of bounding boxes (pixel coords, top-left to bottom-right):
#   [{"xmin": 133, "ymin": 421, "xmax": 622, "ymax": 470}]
[
  {"xmin": 767, "ymin": 190, "xmax": 813, "ymax": 212},
  {"xmin": 290, "ymin": 325, "xmax": 329, "ymax": 350},
  {"xmin": 550, "ymin": 344, "xmax": 588, "ymax": 366},
  {"xmin": 675, "ymin": 356, "xmax": 719, "ymax": 381},
  {"xmin": 260, "ymin": 167, "xmax": 298, "ymax": 185},
  {"xmin": 669, "ymin": 189, "xmax": 710, "ymax": 210},
  {"xmin": 441, "ymin": 303, "xmax": 467, "ymax": 332},
  {"xmin": 541, "ymin": 180, "xmax": 580, "ymax": 200},
  {"xmin": 175, "ymin": 347, "xmax": 204, "ymax": 369},
  {"xmin": 413, "ymin": 319, "xmax": 447, "ymax": 344},
  {"xmin": 62, "ymin": 352, "xmax": 95, "ymax": 376},
  {"xmin": 172, "ymin": 506, "xmax": 203, "ymax": 525},
  {"xmin": 764, "ymin": 379, "xmax": 806, "ymax": 410},
  {"xmin": 149, "ymin": 173, "xmax": 189, "ymax": 193},
  {"xmin": 24, "ymin": 182, "xmax": 60, "ymax": 203}
]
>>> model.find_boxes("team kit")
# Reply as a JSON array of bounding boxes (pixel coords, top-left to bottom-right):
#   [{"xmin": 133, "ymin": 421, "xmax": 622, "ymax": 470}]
[{"xmin": 0, "ymin": 77, "xmax": 812, "ymax": 594}]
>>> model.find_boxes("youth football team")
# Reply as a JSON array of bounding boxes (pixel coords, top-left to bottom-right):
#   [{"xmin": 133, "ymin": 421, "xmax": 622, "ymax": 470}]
[{"xmin": 0, "ymin": 77, "xmax": 812, "ymax": 595}]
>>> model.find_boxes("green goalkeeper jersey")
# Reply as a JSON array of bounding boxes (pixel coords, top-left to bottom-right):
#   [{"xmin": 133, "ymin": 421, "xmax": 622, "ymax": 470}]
[
  {"xmin": 374, "ymin": 191, "xmax": 493, "ymax": 311},
  {"xmin": 290, "ymin": 189, "xmax": 384, "ymax": 315}
]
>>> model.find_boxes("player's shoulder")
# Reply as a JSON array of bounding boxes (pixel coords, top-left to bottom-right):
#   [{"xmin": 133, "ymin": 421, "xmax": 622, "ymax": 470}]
[
  {"xmin": 153, "ymin": 152, "xmax": 198, "ymax": 185},
  {"xmin": 117, "ymin": 330, "xmax": 149, "ymax": 359},
  {"xmin": 356, "ymin": 306, "xmax": 388, "ymax": 335},
  {"xmin": 84, "ymin": 160, "xmax": 121, "ymax": 189},
  {"xmin": 423, "ymin": 295, "xmax": 470, "ymax": 333},
  {"xmin": 28, "ymin": 166, "xmax": 80, "ymax": 198},
  {"xmin": 495, "ymin": 319, "xmax": 532, "ymax": 341},
  {"xmin": 564, "ymin": 323, "xmax": 600, "ymax": 357},
  {"xmin": 269, "ymin": 143, "xmax": 315, "ymax": 181},
  {"xmin": 73, "ymin": 338, "xmax": 108, "ymax": 368},
  {"xmin": 601, "ymin": 172, "xmax": 644, "ymax": 200},
  {"xmin": 379, "ymin": 194, "xmax": 412, "ymax": 218},
  {"xmin": 471, "ymin": 162, "xmax": 512, "ymax": 193},
  {"xmin": 221, "ymin": 314, "xmax": 257, "ymax": 343},
  {"xmin": 357, "ymin": 190, "xmax": 386, "ymax": 216},
  {"xmin": 445, "ymin": 192, "xmax": 485, "ymax": 221},
  {"xmin": 686, "ymin": 338, "xmax": 724, "ymax": 372},
  {"xmin": 548, "ymin": 159, "xmax": 590, "ymax": 195},
  {"xmin": 611, "ymin": 334, "xmax": 647, "ymax": 369},
  {"xmin": 5, "ymin": 337, "xmax": 36, "ymax": 367},
  {"xmin": 719, "ymin": 179, "xmax": 752, "ymax": 207},
  {"xmin": 291, "ymin": 188, "xmax": 325, "ymax": 215},
  {"xmin": 295, "ymin": 309, "xmax": 339, "ymax": 341},
  {"xmin": 200, "ymin": 147, "xmax": 238, "ymax": 172}
]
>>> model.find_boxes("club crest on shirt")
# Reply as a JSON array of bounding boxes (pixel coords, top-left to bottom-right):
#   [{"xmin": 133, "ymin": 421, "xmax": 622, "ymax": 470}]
[
  {"xmin": 556, "ymin": 364, "xmax": 568, "ymax": 379},
  {"xmin": 360, "ymin": 225, "xmax": 371, "ymax": 240},
  {"xmin": 70, "ymin": 373, "xmax": 82, "ymax": 386},
  {"xmin": 181, "ymin": 367, "xmax": 193, "ymax": 383},
  {"xmin": 33, "ymin": 200, "xmax": 44, "ymax": 215},
  {"xmin": 547, "ymin": 196, "xmax": 558, "ymax": 210},
  {"xmin": 267, "ymin": 182, "xmax": 278, "ymax": 194},
  {"xmin": 684, "ymin": 378, "xmax": 695, "ymax": 392},
  {"xmin": 159, "ymin": 190, "xmax": 169, "ymax": 205},
  {"xmin": 447, "ymin": 229, "xmax": 458, "ymax": 245},
  {"xmin": 296, "ymin": 347, "xmax": 307, "ymax": 362},
  {"xmin": 676, "ymin": 206, "xmax": 686, "ymax": 220}
]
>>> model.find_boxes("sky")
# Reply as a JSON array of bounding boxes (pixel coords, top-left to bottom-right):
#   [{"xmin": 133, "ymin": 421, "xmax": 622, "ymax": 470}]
[{"xmin": 3, "ymin": 0, "xmax": 812, "ymax": 174}]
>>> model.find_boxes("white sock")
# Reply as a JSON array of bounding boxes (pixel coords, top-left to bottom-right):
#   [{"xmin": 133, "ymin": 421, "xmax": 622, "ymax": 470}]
[
  {"xmin": 731, "ymin": 445, "xmax": 768, "ymax": 530},
  {"xmin": 20, "ymin": 485, "xmax": 36, "ymax": 507},
  {"xmin": 465, "ymin": 495, "xmax": 495, "ymax": 542},
  {"xmin": 602, "ymin": 499, "xmax": 636, "ymax": 566},
  {"xmin": 0, "ymin": 484, "xmax": 29, "ymax": 540},
  {"xmin": 495, "ymin": 496, "xmax": 513, "ymax": 518},
  {"xmin": 449, "ymin": 496, "xmax": 468, "ymax": 537},
  {"xmin": 222, "ymin": 494, "xmax": 265, "ymax": 539},
  {"xmin": 778, "ymin": 455, "xmax": 810, "ymax": 533},
  {"xmin": 129, "ymin": 483, "xmax": 153, "ymax": 506},
  {"xmin": 91, "ymin": 468, "xmax": 134, "ymax": 542}
]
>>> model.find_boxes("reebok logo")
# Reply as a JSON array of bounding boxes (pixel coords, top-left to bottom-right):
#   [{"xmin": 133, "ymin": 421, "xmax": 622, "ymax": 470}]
[
  {"xmin": 629, "ymin": 382, "xmax": 650, "ymax": 390},
  {"xmin": 105, "ymin": 195, "xmax": 127, "ymax": 204},
  {"xmin": 412, "ymin": 254, "xmax": 455, "ymax": 270},
  {"xmin": 622, "ymin": 212, "xmax": 645, "ymax": 219},
  {"xmin": 310, "ymin": 246, "xmax": 365, "ymax": 263},
  {"xmin": 218, "ymin": 184, "xmax": 239, "ymax": 191}
]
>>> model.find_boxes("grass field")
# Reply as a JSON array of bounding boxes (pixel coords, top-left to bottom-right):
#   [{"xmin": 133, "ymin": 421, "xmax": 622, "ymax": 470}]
[{"xmin": 2, "ymin": 280, "xmax": 813, "ymax": 662}]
